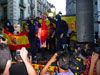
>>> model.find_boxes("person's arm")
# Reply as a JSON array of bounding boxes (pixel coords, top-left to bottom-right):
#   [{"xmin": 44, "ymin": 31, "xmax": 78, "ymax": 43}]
[
  {"xmin": 3, "ymin": 60, "xmax": 11, "ymax": 75},
  {"xmin": 47, "ymin": 17, "xmax": 56, "ymax": 24},
  {"xmin": 96, "ymin": 59, "xmax": 100, "ymax": 75},
  {"xmin": 88, "ymin": 52, "xmax": 99, "ymax": 75},
  {"xmin": 20, "ymin": 47, "xmax": 37, "ymax": 75},
  {"xmin": 40, "ymin": 53, "xmax": 57, "ymax": 75}
]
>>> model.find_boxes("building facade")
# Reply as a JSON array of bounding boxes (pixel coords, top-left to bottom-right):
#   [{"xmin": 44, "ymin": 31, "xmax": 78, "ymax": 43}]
[
  {"xmin": 96, "ymin": 0, "xmax": 100, "ymax": 37},
  {"xmin": 0, "ymin": 0, "xmax": 51, "ymax": 25},
  {"xmin": 66, "ymin": 0, "xmax": 76, "ymax": 16},
  {"xmin": 66, "ymin": 0, "xmax": 100, "ymax": 38},
  {"xmin": 0, "ymin": 0, "xmax": 7, "ymax": 27}
]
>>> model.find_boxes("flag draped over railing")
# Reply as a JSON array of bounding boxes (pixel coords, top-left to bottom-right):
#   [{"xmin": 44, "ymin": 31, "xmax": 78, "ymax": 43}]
[{"xmin": 3, "ymin": 29, "xmax": 30, "ymax": 50}]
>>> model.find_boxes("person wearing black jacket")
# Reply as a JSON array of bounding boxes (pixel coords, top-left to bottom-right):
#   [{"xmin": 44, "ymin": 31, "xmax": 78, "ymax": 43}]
[{"xmin": 47, "ymin": 13, "xmax": 68, "ymax": 51}]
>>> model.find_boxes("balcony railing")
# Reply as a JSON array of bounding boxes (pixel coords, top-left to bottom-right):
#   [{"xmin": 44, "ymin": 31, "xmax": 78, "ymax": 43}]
[{"xmin": 19, "ymin": 1, "xmax": 26, "ymax": 8}]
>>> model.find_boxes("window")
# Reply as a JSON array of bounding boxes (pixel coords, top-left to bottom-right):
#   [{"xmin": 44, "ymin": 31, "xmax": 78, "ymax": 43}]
[
  {"xmin": 20, "ymin": 9, "xmax": 24, "ymax": 19},
  {"xmin": 20, "ymin": 0, "xmax": 24, "ymax": 4}
]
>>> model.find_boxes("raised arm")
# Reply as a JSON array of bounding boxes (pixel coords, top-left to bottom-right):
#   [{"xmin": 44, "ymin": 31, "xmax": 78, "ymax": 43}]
[
  {"xmin": 40, "ymin": 53, "xmax": 57, "ymax": 75},
  {"xmin": 88, "ymin": 52, "xmax": 99, "ymax": 75},
  {"xmin": 96, "ymin": 59, "xmax": 100, "ymax": 75},
  {"xmin": 20, "ymin": 47, "xmax": 37, "ymax": 75},
  {"xmin": 47, "ymin": 17, "xmax": 56, "ymax": 24}
]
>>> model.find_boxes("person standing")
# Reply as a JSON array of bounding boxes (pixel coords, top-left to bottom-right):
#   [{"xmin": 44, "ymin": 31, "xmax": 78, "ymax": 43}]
[
  {"xmin": 40, "ymin": 51, "xmax": 74, "ymax": 75},
  {"xmin": 0, "ymin": 43, "xmax": 37, "ymax": 75},
  {"xmin": 48, "ymin": 12, "xmax": 68, "ymax": 51}
]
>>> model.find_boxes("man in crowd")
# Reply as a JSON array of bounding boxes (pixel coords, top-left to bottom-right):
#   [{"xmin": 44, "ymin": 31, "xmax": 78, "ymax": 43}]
[
  {"xmin": 0, "ymin": 42, "xmax": 37, "ymax": 75},
  {"xmin": 40, "ymin": 51, "xmax": 74, "ymax": 75},
  {"xmin": 47, "ymin": 12, "xmax": 68, "ymax": 51}
]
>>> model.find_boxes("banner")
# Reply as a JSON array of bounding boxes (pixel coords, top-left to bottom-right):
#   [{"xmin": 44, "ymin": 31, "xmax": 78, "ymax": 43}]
[
  {"xmin": 62, "ymin": 16, "xmax": 76, "ymax": 32},
  {"xmin": 32, "ymin": 64, "xmax": 58, "ymax": 74},
  {"xmin": 62, "ymin": 16, "xmax": 77, "ymax": 41}
]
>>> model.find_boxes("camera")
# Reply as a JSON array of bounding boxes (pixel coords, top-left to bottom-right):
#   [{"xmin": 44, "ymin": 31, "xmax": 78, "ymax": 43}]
[
  {"xmin": 15, "ymin": 50, "xmax": 22, "ymax": 61},
  {"xmin": 16, "ymin": 50, "xmax": 20, "ymax": 56}
]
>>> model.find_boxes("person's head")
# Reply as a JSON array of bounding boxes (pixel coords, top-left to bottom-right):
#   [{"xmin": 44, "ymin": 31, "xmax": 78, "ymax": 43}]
[
  {"xmin": 94, "ymin": 47, "xmax": 100, "ymax": 59},
  {"xmin": 0, "ymin": 43, "xmax": 12, "ymax": 74},
  {"xmin": 13, "ymin": 24, "xmax": 21, "ymax": 33},
  {"xmin": 35, "ymin": 17, "xmax": 40, "ymax": 21},
  {"xmin": 56, "ymin": 52, "xmax": 70, "ymax": 71},
  {"xmin": 55, "ymin": 14, "xmax": 61, "ymax": 21},
  {"xmin": 80, "ymin": 42, "xmax": 94, "ymax": 57}
]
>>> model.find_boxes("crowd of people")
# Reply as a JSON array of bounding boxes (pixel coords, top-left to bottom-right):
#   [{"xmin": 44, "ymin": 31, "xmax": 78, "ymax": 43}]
[{"xmin": 0, "ymin": 13, "xmax": 100, "ymax": 75}]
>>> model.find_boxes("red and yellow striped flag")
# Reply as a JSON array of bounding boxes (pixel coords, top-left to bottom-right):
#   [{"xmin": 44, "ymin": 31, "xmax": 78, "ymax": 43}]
[{"xmin": 3, "ymin": 29, "xmax": 30, "ymax": 50}]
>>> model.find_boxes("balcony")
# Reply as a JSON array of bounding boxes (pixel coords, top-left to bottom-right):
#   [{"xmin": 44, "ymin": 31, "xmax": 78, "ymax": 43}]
[
  {"xmin": 19, "ymin": 0, "xmax": 26, "ymax": 8},
  {"xmin": 37, "ymin": 0, "xmax": 42, "ymax": 4},
  {"xmin": 0, "ymin": 0, "xmax": 7, "ymax": 5},
  {"xmin": 30, "ymin": 4, "xmax": 35, "ymax": 9}
]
